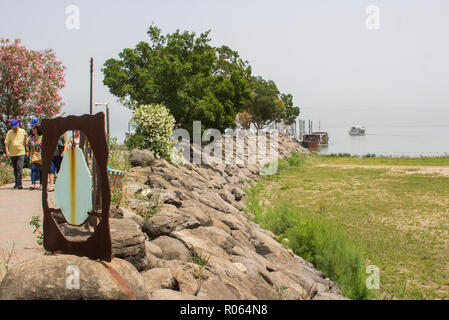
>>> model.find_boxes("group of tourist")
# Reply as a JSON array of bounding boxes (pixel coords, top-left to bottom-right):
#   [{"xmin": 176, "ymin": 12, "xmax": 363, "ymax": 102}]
[{"xmin": 3, "ymin": 119, "xmax": 80, "ymax": 191}]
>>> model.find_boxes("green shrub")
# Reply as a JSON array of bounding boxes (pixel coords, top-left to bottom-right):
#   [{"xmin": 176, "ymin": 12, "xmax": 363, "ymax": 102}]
[
  {"xmin": 126, "ymin": 103, "xmax": 182, "ymax": 165},
  {"xmin": 245, "ymin": 182, "xmax": 264, "ymax": 215},
  {"xmin": 277, "ymin": 151, "xmax": 307, "ymax": 173},
  {"xmin": 284, "ymin": 211, "xmax": 371, "ymax": 300},
  {"xmin": 363, "ymin": 153, "xmax": 376, "ymax": 158},
  {"xmin": 29, "ymin": 216, "xmax": 44, "ymax": 247},
  {"xmin": 286, "ymin": 151, "xmax": 306, "ymax": 166},
  {"xmin": 0, "ymin": 163, "xmax": 14, "ymax": 186},
  {"xmin": 327, "ymin": 153, "xmax": 352, "ymax": 158},
  {"xmin": 250, "ymin": 183, "xmax": 372, "ymax": 300},
  {"xmin": 125, "ymin": 132, "xmax": 146, "ymax": 150}
]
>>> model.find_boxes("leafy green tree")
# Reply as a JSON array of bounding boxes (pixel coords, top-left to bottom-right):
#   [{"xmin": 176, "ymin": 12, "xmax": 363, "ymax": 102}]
[
  {"xmin": 102, "ymin": 26, "xmax": 252, "ymax": 134},
  {"xmin": 246, "ymin": 77, "xmax": 300, "ymax": 129},
  {"xmin": 280, "ymin": 93, "xmax": 300, "ymax": 125},
  {"xmin": 246, "ymin": 76, "xmax": 284, "ymax": 129}
]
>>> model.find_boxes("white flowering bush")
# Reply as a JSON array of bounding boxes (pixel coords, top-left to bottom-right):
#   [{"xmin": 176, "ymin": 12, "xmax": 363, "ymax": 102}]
[
  {"xmin": 169, "ymin": 146, "xmax": 185, "ymax": 167},
  {"xmin": 127, "ymin": 104, "xmax": 182, "ymax": 165}
]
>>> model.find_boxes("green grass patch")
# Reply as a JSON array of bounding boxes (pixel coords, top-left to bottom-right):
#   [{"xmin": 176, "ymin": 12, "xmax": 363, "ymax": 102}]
[
  {"xmin": 248, "ymin": 181, "xmax": 372, "ymax": 300},
  {"xmin": 318, "ymin": 154, "xmax": 449, "ymax": 166},
  {"xmin": 248, "ymin": 151, "xmax": 449, "ymax": 300}
]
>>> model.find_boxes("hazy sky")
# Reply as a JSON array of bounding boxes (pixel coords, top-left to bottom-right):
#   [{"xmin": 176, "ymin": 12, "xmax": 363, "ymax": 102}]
[{"xmin": 1, "ymin": 0, "xmax": 448, "ymax": 138}]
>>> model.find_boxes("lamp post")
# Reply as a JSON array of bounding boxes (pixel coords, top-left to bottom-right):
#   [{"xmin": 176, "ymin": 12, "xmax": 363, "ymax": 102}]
[{"xmin": 95, "ymin": 102, "xmax": 110, "ymax": 140}]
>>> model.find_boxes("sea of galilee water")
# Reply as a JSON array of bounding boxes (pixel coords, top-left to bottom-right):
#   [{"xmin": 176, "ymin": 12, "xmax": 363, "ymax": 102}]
[
  {"xmin": 300, "ymin": 106, "xmax": 449, "ymax": 157},
  {"xmin": 316, "ymin": 125, "xmax": 449, "ymax": 157}
]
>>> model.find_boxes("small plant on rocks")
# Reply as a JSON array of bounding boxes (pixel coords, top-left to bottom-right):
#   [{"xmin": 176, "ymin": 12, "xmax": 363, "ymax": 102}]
[
  {"xmin": 135, "ymin": 193, "xmax": 160, "ymax": 221},
  {"xmin": 0, "ymin": 241, "xmax": 20, "ymax": 282},
  {"xmin": 274, "ymin": 286, "xmax": 289, "ymax": 300},
  {"xmin": 29, "ymin": 216, "xmax": 44, "ymax": 247},
  {"xmin": 191, "ymin": 250, "xmax": 210, "ymax": 284}
]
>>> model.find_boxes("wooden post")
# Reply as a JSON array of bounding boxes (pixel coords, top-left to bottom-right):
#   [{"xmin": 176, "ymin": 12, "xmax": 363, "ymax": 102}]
[
  {"xmin": 106, "ymin": 106, "xmax": 110, "ymax": 142},
  {"xmin": 89, "ymin": 58, "xmax": 101, "ymax": 212},
  {"xmin": 90, "ymin": 58, "xmax": 93, "ymax": 116}
]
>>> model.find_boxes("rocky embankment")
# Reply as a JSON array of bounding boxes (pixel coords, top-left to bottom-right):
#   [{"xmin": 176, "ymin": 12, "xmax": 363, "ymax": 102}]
[{"xmin": 0, "ymin": 133, "xmax": 347, "ymax": 300}]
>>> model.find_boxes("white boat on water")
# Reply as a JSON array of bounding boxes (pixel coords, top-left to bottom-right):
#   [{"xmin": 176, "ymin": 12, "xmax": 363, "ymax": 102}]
[{"xmin": 348, "ymin": 125, "xmax": 366, "ymax": 136}]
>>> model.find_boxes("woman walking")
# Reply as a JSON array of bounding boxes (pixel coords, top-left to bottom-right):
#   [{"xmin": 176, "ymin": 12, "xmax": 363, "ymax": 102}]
[{"xmin": 28, "ymin": 124, "xmax": 43, "ymax": 190}]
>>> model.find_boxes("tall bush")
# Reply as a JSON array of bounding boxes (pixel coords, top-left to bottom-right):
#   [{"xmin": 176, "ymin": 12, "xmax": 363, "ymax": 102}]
[
  {"xmin": 285, "ymin": 211, "xmax": 371, "ymax": 300},
  {"xmin": 252, "ymin": 201, "xmax": 371, "ymax": 300},
  {"xmin": 0, "ymin": 38, "xmax": 66, "ymax": 152},
  {"xmin": 127, "ymin": 104, "xmax": 183, "ymax": 165}
]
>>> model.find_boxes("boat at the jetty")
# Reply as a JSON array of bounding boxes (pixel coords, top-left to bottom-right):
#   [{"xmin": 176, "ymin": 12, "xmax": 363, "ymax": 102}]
[
  {"xmin": 348, "ymin": 125, "xmax": 366, "ymax": 136},
  {"xmin": 298, "ymin": 120, "xmax": 329, "ymax": 150},
  {"xmin": 301, "ymin": 133, "xmax": 322, "ymax": 149},
  {"xmin": 314, "ymin": 131, "xmax": 329, "ymax": 146}
]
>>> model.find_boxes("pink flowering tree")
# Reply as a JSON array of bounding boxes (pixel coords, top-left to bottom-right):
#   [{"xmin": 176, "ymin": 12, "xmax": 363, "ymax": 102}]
[{"xmin": 0, "ymin": 38, "xmax": 66, "ymax": 160}]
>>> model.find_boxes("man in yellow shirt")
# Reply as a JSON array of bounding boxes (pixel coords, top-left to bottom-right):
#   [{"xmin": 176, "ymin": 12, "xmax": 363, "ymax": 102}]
[{"xmin": 4, "ymin": 119, "xmax": 29, "ymax": 189}]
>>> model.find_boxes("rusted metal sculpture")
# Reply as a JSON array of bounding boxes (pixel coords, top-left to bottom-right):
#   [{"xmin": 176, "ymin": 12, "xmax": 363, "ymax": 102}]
[{"xmin": 41, "ymin": 112, "xmax": 112, "ymax": 261}]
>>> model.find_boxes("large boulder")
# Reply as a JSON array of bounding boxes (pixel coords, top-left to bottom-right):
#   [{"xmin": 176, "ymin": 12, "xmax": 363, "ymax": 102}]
[
  {"xmin": 141, "ymin": 268, "xmax": 178, "ymax": 293},
  {"xmin": 122, "ymin": 207, "xmax": 145, "ymax": 228},
  {"xmin": 146, "ymin": 174, "xmax": 173, "ymax": 189},
  {"xmin": 170, "ymin": 265, "xmax": 201, "ymax": 296},
  {"xmin": 150, "ymin": 236, "xmax": 192, "ymax": 263},
  {"xmin": 145, "ymin": 241, "xmax": 163, "ymax": 259},
  {"xmin": 142, "ymin": 211, "xmax": 201, "ymax": 239},
  {"xmin": 130, "ymin": 149, "xmax": 155, "ymax": 167},
  {"xmin": 231, "ymin": 186, "xmax": 246, "ymax": 201},
  {"xmin": 171, "ymin": 226, "xmax": 237, "ymax": 259},
  {"xmin": 110, "ymin": 204, "xmax": 124, "ymax": 219},
  {"xmin": 0, "ymin": 255, "xmax": 149, "ymax": 300},
  {"xmin": 196, "ymin": 277, "xmax": 241, "ymax": 300},
  {"xmin": 110, "ymin": 218, "xmax": 148, "ymax": 272},
  {"xmin": 191, "ymin": 190, "xmax": 240, "ymax": 215},
  {"xmin": 150, "ymin": 289, "xmax": 198, "ymax": 300},
  {"xmin": 142, "ymin": 205, "xmax": 211, "ymax": 240}
]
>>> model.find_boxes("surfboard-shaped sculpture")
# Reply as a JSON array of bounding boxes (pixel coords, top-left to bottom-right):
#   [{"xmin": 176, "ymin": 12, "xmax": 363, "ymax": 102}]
[
  {"xmin": 41, "ymin": 113, "xmax": 112, "ymax": 262},
  {"xmin": 54, "ymin": 147, "xmax": 92, "ymax": 226}
]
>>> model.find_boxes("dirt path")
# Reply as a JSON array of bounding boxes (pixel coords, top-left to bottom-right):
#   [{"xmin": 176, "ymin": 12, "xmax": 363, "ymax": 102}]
[{"xmin": 317, "ymin": 164, "xmax": 449, "ymax": 177}]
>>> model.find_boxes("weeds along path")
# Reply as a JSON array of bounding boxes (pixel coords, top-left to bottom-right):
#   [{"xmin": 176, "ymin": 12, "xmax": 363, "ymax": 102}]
[
  {"xmin": 249, "ymin": 154, "xmax": 449, "ymax": 299},
  {"xmin": 0, "ymin": 177, "xmax": 45, "ymax": 275}
]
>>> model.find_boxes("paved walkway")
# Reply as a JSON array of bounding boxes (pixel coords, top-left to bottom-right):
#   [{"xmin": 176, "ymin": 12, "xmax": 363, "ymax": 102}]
[{"xmin": 0, "ymin": 177, "xmax": 45, "ymax": 273}]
